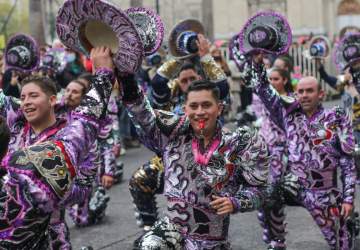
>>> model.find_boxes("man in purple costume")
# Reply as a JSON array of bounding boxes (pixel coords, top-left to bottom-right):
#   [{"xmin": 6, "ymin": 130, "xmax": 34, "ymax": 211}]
[
  {"xmin": 121, "ymin": 68, "xmax": 271, "ymax": 249},
  {"xmin": 0, "ymin": 47, "xmax": 114, "ymax": 249},
  {"xmin": 249, "ymin": 55, "xmax": 356, "ymax": 250}
]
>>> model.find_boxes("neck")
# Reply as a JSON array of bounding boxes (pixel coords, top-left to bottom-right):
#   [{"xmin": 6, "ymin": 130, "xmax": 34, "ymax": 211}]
[
  {"xmin": 200, "ymin": 127, "xmax": 217, "ymax": 147},
  {"xmin": 304, "ymin": 105, "xmax": 321, "ymax": 118},
  {"xmin": 31, "ymin": 114, "xmax": 57, "ymax": 135}
]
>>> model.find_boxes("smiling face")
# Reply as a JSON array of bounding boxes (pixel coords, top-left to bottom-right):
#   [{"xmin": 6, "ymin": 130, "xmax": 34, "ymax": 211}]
[
  {"xmin": 20, "ymin": 82, "xmax": 56, "ymax": 127},
  {"xmin": 296, "ymin": 76, "xmax": 324, "ymax": 116},
  {"xmin": 184, "ymin": 89, "xmax": 222, "ymax": 137}
]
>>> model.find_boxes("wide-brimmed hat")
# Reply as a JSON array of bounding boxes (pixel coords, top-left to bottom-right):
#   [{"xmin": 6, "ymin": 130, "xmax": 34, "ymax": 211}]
[
  {"xmin": 228, "ymin": 34, "xmax": 247, "ymax": 71},
  {"xmin": 4, "ymin": 33, "xmax": 40, "ymax": 72},
  {"xmin": 334, "ymin": 32, "xmax": 360, "ymax": 71},
  {"xmin": 126, "ymin": 7, "xmax": 164, "ymax": 56},
  {"xmin": 56, "ymin": 0, "xmax": 144, "ymax": 73},
  {"xmin": 238, "ymin": 11, "xmax": 292, "ymax": 55},
  {"xmin": 168, "ymin": 19, "xmax": 205, "ymax": 59},
  {"xmin": 303, "ymin": 35, "xmax": 331, "ymax": 59}
]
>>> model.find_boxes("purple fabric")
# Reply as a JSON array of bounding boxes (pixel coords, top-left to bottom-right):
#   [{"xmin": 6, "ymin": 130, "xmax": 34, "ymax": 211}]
[{"xmin": 126, "ymin": 93, "xmax": 269, "ymax": 247}]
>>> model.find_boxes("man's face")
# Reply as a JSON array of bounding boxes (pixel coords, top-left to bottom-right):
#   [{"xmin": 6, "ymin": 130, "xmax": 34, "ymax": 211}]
[
  {"xmin": 296, "ymin": 77, "xmax": 324, "ymax": 115},
  {"xmin": 20, "ymin": 83, "xmax": 56, "ymax": 126},
  {"xmin": 184, "ymin": 90, "xmax": 222, "ymax": 136},
  {"xmin": 178, "ymin": 69, "xmax": 201, "ymax": 93},
  {"xmin": 64, "ymin": 81, "xmax": 84, "ymax": 108}
]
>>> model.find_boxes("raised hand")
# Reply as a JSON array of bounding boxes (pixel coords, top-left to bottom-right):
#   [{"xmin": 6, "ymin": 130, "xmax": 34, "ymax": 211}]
[
  {"xmin": 90, "ymin": 47, "xmax": 114, "ymax": 72},
  {"xmin": 196, "ymin": 34, "xmax": 211, "ymax": 57}
]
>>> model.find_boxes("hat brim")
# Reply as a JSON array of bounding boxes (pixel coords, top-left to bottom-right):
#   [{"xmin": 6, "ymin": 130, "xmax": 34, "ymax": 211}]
[
  {"xmin": 126, "ymin": 7, "xmax": 164, "ymax": 56},
  {"xmin": 169, "ymin": 19, "xmax": 205, "ymax": 58},
  {"xmin": 333, "ymin": 33, "xmax": 360, "ymax": 72},
  {"xmin": 238, "ymin": 11, "xmax": 292, "ymax": 55},
  {"xmin": 56, "ymin": 0, "xmax": 143, "ymax": 74},
  {"xmin": 305, "ymin": 36, "xmax": 330, "ymax": 59},
  {"xmin": 5, "ymin": 33, "xmax": 40, "ymax": 72},
  {"xmin": 228, "ymin": 35, "xmax": 246, "ymax": 71}
]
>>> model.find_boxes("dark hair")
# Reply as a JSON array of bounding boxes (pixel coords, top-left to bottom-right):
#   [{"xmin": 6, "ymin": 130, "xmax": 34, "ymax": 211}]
[
  {"xmin": 276, "ymin": 54, "xmax": 294, "ymax": 73},
  {"xmin": 77, "ymin": 72, "xmax": 92, "ymax": 85},
  {"xmin": 0, "ymin": 116, "xmax": 10, "ymax": 161},
  {"xmin": 21, "ymin": 75, "xmax": 57, "ymax": 96},
  {"xmin": 270, "ymin": 67, "xmax": 293, "ymax": 93},
  {"xmin": 178, "ymin": 62, "xmax": 198, "ymax": 76},
  {"xmin": 68, "ymin": 80, "xmax": 88, "ymax": 96},
  {"xmin": 184, "ymin": 80, "xmax": 220, "ymax": 101}
]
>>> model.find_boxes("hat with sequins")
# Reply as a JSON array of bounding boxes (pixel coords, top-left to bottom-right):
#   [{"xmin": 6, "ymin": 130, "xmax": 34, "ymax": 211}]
[
  {"xmin": 238, "ymin": 11, "xmax": 292, "ymax": 55},
  {"xmin": 125, "ymin": 7, "xmax": 164, "ymax": 56},
  {"xmin": 168, "ymin": 19, "xmax": 205, "ymax": 59},
  {"xmin": 4, "ymin": 33, "xmax": 40, "ymax": 72},
  {"xmin": 333, "ymin": 32, "xmax": 360, "ymax": 71},
  {"xmin": 56, "ymin": 0, "xmax": 144, "ymax": 73},
  {"xmin": 228, "ymin": 34, "xmax": 247, "ymax": 71}
]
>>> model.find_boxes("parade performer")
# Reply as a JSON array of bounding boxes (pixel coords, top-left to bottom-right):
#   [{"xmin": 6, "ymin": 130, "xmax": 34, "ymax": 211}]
[
  {"xmin": 0, "ymin": 46, "xmax": 115, "ymax": 249},
  {"xmin": 129, "ymin": 23, "xmax": 230, "ymax": 232},
  {"xmin": 238, "ymin": 11, "xmax": 356, "ymax": 250},
  {"xmin": 120, "ymin": 62, "xmax": 271, "ymax": 249}
]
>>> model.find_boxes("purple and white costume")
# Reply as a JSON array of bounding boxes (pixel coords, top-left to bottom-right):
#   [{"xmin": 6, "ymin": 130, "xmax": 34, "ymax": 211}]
[
  {"xmin": 122, "ymin": 74, "xmax": 269, "ymax": 249},
  {"xmin": 251, "ymin": 63, "xmax": 356, "ymax": 250},
  {"xmin": 0, "ymin": 68, "xmax": 114, "ymax": 249}
]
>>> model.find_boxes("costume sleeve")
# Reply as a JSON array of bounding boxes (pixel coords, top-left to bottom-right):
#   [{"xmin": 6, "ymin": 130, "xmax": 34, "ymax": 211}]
[
  {"xmin": 151, "ymin": 59, "xmax": 182, "ymax": 107},
  {"xmin": 318, "ymin": 64, "xmax": 338, "ymax": 90},
  {"xmin": 335, "ymin": 107, "xmax": 356, "ymax": 204},
  {"xmin": 249, "ymin": 62, "xmax": 296, "ymax": 130},
  {"xmin": 56, "ymin": 68, "xmax": 114, "ymax": 169},
  {"xmin": 223, "ymin": 126, "xmax": 270, "ymax": 213},
  {"xmin": 0, "ymin": 89, "xmax": 23, "ymax": 127}
]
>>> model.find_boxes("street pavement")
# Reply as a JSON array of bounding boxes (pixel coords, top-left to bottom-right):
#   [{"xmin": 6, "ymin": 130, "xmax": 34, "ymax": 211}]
[{"xmin": 69, "ymin": 99, "xmax": 360, "ymax": 250}]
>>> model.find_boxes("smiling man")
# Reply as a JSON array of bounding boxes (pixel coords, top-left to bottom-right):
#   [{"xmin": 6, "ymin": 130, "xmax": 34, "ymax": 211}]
[
  {"xmin": 249, "ymin": 57, "xmax": 356, "ymax": 250},
  {"xmin": 121, "ymin": 73, "xmax": 270, "ymax": 249}
]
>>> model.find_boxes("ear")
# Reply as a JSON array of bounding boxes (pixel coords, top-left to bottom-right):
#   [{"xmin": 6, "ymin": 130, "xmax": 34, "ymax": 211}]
[
  {"xmin": 49, "ymin": 95, "xmax": 57, "ymax": 106},
  {"xmin": 217, "ymin": 102, "xmax": 224, "ymax": 116},
  {"xmin": 318, "ymin": 89, "xmax": 325, "ymax": 100}
]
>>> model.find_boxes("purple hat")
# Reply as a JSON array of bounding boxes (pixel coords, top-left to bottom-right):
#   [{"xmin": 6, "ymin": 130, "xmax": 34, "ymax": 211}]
[
  {"xmin": 4, "ymin": 33, "xmax": 40, "ymax": 72},
  {"xmin": 238, "ymin": 11, "xmax": 292, "ymax": 55},
  {"xmin": 169, "ymin": 19, "xmax": 205, "ymax": 59},
  {"xmin": 333, "ymin": 33, "xmax": 360, "ymax": 71},
  {"xmin": 126, "ymin": 7, "xmax": 164, "ymax": 56},
  {"xmin": 56, "ymin": 0, "xmax": 144, "ymax": 74},
  {"xmin": 228, "ymin": 35, "xmax": 247, "ymax": 71}
]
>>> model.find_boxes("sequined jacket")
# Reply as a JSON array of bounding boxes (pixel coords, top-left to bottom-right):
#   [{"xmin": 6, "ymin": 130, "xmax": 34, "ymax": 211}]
[
  {"xmin": 252, "ymin": 64, "xmax": 356, "ymax": 204},
  {"xmin": 126, "ymin": 93, "xmax": 269, "ymax": 246},
  {"xmin": 252, "ymin": 93, "xmax": 288, "ymax": 183},
  {"xmin": 150, "ymin": 54, "xmax": 230, "ymax": 111},
  {"xmin": 97, "ymin": 92, "xmax": 120, "ymax": 178},
  {"xmin": 0, "ymin": 69, "xmax": 114, "ymax": 249}
]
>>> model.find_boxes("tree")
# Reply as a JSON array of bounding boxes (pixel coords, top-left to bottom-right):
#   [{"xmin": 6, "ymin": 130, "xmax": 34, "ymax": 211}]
[{"xmin": 29, "ymin": 0, "xmax": 46, "ymax": 45}]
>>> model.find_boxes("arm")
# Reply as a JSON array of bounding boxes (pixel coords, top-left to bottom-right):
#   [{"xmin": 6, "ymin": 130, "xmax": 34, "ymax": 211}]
[
  {"xmin": 335, "ymin": 107, "xmax": 356, "ymax": 205},
  {"xmin": 247, "ymin": 61, "xmax": 294, "ymax": 130},
  {"xmin": 318, "ymin": 64, "xmax": 338, "ymax": 90},
  {"xmin": 151, "ymin": 59, "xmax": 182, "ymax": 107},
  {"xmin": 120, "ymin": 74, "xmax": 186, "ymax": 155},
  {"xmin": 0, "ymin": 89, "xmax": 22, "ymax": 127},
  {"xmin": 222, "ymin": 127, "xmax": 270, "ymax": 213}
]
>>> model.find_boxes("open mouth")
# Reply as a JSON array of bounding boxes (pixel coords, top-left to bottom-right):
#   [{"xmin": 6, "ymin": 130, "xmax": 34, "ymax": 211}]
[{"xmin": 24, "ymin": 108, "xmax": 36, "ymax": 115}]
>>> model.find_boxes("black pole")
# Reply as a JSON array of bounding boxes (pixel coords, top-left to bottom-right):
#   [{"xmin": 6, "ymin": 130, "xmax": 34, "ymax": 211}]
[{"xmin": 155, "ymin": 0, "xmax": 160, "ymax": 14}]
